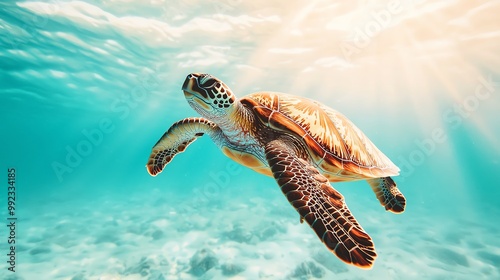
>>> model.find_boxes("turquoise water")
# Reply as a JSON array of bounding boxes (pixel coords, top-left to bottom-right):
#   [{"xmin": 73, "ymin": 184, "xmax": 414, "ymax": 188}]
[{"xmin": 1, "ymin": 0, "xmax": 499, "ymax": 279}]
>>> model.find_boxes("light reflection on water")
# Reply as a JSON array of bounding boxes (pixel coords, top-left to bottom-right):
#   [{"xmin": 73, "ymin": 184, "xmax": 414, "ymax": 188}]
[{"xmin": 0, "ymin": 0, "xmax": 499, "ymax": 279}]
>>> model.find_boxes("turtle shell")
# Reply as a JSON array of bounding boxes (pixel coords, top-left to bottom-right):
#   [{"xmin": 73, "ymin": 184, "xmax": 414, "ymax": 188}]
[{"xmin": 241, "ymin": 92, "xmax": 399, "ymax": 180}]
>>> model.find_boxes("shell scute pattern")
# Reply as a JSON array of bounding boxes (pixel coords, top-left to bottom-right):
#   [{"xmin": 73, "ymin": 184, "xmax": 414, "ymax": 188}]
[{"xmin": 246, "ymin": 92, "xmax": 399, "ymax": 177}]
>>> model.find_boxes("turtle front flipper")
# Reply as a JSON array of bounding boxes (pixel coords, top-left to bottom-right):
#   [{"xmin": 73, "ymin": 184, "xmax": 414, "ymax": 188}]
[
  {"xmin": 146, "ymin": 117, "xmax": 219, "ymax": 176},
  {"xmin": 366, "ymin": 177, "xmax": 406, "ymax": 213},
  {"xmin": 264, "ymin": 140, "xmax": 377, "ymax": 268}
]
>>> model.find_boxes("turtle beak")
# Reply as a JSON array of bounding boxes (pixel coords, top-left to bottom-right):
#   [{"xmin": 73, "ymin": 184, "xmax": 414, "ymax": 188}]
[
  {"xmin": 182, "ymin": 74, "xmax": 198, "ymax": 98},
  {"xmin": 181, "ymin": 73, "xmax": 197, "ymax": 92},
  {"xmin": 182, "ymin": 73, "xmax": 211, "ymax": 100},
  {"xmin": 183, "ymin": 73, "xmax": 213, "ymax": 111}
]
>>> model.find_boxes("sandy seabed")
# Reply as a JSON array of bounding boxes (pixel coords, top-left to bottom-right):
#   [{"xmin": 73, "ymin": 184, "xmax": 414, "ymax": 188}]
[{"xmin": 3, "ymin": 185, "xmax": 499, "ymax": 280}]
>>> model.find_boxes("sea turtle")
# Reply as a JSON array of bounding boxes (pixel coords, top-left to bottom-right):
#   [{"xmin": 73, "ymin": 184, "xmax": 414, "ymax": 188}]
[{"xmin": 146, "ymin": 73, "xmax": 406, "ymax": 268}]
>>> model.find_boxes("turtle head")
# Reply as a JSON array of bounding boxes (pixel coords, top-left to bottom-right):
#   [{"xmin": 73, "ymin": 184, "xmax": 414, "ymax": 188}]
[{"xmin": 182, "ymin": 73, "xmax": 236, "ymax": 118}]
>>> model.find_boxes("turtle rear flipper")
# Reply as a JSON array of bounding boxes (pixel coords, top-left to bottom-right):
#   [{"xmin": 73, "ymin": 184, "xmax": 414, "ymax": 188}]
[
  {"xmin": 146, "ymin": 117, "xmax": 219, "ymax": 176},
  {"xmin": 367, "ymin": 177, "xmax": 406, "ymax": 213},
  {"xmin": 265, "ymin": 140, "xmax": 377, "ymax": 268}
]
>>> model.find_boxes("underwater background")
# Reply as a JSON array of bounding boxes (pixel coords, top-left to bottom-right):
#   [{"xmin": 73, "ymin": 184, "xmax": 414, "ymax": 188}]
[{"xmin": 1, "ymin": 0, "xmax": 499, "ymax": 279}]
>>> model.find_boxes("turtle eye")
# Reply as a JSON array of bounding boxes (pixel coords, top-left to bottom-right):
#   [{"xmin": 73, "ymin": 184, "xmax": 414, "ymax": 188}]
[{"xmin": 200, "ymin": 75, "xmax": 216, "ymax": 88}]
